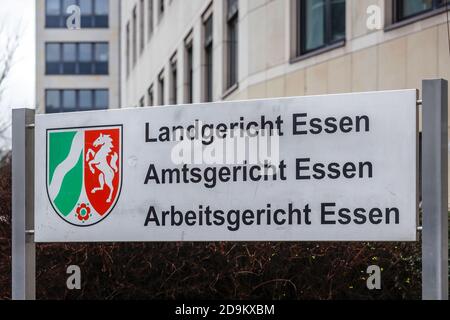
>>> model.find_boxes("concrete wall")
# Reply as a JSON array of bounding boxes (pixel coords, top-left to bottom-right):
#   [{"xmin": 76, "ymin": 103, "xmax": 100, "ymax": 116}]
[{"xmin": 36, "ymin": 0, "xmax": 121, "ymax": 113}]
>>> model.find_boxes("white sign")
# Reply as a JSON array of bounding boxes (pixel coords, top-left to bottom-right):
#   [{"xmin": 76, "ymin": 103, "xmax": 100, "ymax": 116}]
[{"xmin": 35, "ymin": 90, "xmax": 418, "ymax": 242}]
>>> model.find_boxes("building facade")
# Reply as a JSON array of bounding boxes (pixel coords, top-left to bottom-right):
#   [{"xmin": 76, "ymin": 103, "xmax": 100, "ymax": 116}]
[
  {"xmin": 120, "ymin": 0, "xmax": 449, "ymax": 108},
  {"xmin": 36, "ymin": 0, "xmax": 121, "ymax": 114},
  {"xmin": 120, "ymin": 0, "xmax": 450, "ymax": 204}
]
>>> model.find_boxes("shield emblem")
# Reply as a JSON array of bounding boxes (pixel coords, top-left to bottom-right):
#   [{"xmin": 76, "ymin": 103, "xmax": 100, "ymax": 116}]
[{"xmin": 46, "ymin": 125, "xmax": 122, "ymax": 226}]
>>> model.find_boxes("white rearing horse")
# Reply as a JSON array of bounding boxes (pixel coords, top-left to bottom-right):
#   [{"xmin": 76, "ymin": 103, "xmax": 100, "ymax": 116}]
[{"xmin": 86, "ymin": 133, "xmax": 118, "ymax": 203}]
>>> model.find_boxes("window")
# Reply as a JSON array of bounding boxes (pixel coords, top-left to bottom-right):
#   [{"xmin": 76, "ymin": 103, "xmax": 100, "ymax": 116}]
[
  {"xmin": 132, "ymin": 6, "xmax": 138, "ymax": 66},
  {"xmin": 226, "ymin": 0, "xmax": 238, "ymax": 90},
  {"xmin": 158, "ymin": 70, "xmax": 165, "ymax": 106},
  {"xmin": 79, "ymin": 43, "xmax": 93, "ymax": 74},
  {"xmin": 148, "ymin": 84, "xmax": 154, "ymax": 106},
  {"xmin": 45, "ymin": 90, "xmax": 60, "ymax": 113},
  {"xmin": 94, "ymin": 90, "xmax": 109, "ymax": 109},
  {"xmin": 170, "ymin": 55, "xmax": 178, "ymax": 105},
  {"xmin": 94, "ymin": 0, "xmax": 109, "ymax": 26},
  {"xmin": 394, "ymin": 0, "xmax": 445, "ymax": 22},
  {"xmin": 95, "ymin": 43, "xmax": 109, "ymax": 74},
  {"xmin": 296, "ymin": 0, "xmax": 346, "ymax": 56},
  {"xmin": 140, "ymin": 0, "xmax": 145, "ymax": 53},
  {"xmin": 148, "ymin": 0, "xmax": 154, "ymax": 39},
  {"xmin": 126, "ymin": 22, "xmax": 130, "ymax": 75},
  {"xmin": 185, "ymin": 39, "xmax": 193, "ymax": 104},
  {"xmin": 45, "ymin": 89, "xmax": 109, "ymax": 113},
  {"xmin": 45, "ymin": 0, "xmax": 109, "ymax": 28},
  {"xmin": 45, "ymin": 43, "xmax": 61, "ymax": 74},
  {"xmin": 159, "ymin": 0, "xmax": 165, "ymax": 20},
  {"xmin": 62, "ymin": 90, "xmax": 77, "ymax": 112},
  {"xmin": 79, "ymin": 90, "xmax": 93, "ymax": 110},
  {"xmin": 203, "ymin": 14, "xmax": 213, "ymax": 102},
  {"xmin": 62, "ymin": 43, "xmax": 76, "ymax": 74},
  {"xmin": 45, "ymin": 42, "xmax": 109, "ymax": 75}
]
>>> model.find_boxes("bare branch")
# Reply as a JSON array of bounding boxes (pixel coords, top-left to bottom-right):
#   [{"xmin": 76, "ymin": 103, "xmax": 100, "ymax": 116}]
[{"xmin": 0, "ymin": 16, "xmax": 24, "ymax": 140}]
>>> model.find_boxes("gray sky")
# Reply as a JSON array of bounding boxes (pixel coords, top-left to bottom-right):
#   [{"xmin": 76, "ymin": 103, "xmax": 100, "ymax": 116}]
[{"xmin": 0, "ymin": 0, "xmax": 35, "ymax": 109}]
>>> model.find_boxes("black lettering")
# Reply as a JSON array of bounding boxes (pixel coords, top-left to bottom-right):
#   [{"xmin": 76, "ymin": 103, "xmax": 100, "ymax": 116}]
[
  {"xmin": 144, "ymin": 164, "xmax": 160, "ymax": 184},
  {"xmin": 321, "ymin": 203, "xmax": 336, "ymax": 225},
  {"xmin": 293, "ymin": 113, "xmax": 307, "ymax": 135},
  {"xmin": 144, "ymin": 206, "xmax": 160, "ymax": 226}
]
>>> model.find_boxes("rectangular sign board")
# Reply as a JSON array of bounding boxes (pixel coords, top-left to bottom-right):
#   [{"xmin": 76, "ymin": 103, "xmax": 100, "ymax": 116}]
[{"xmin": 35, "ymin": 90, "xmax": 418, "ymax": 242}]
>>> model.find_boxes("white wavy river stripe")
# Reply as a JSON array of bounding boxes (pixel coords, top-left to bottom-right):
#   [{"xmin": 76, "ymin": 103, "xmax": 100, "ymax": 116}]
[{"xmin": 49, "ymin": 131, "xmax": 84, "ymax": 202}]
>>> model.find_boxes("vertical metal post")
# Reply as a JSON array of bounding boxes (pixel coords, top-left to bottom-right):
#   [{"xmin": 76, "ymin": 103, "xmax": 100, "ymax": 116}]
[
  {"xmin": 12, "ymin": 108, "xmax": 35, "ymax": 300},
  {"xmin": 422, "ymin": 79, "xmax": 449, "ymax": 300}
]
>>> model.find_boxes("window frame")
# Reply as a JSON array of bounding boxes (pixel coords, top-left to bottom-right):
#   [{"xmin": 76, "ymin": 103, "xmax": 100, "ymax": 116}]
[
  {"xmin": 203, "ymin": 12, "xmax": 213, "ymax": 103},
  {"xmin": 45, "ymin": 89, "xmax": 109, "ymax": 113},
  {"xmin": 132, "ymin": 6, "xmax": 138, "ymax": 66},
  {"xmin": 158, "ymin": 0, "xmax": 165, "ymax": 23},
  {"xmin": 158, "ymin": 70, "xmax": 165, "ymax": 106},
  {"xmin": 184, "ymin": 37, "xmax": 194, "ymax": 104},
  {"xmin": 225, "ymin": 0, "xmax": 239, "ymax": 92},
  {"xmin": 126, "ymin": 22, "xmax": 130, "ymax": 76},
  {"xmin": 147, "ymin": 84, "xmax": 154, "ymax": 106},
  {"xmin": 294, "ymin": 0, "xmax": 346, "ymax": 59},
  {"xmin": 170, "ymin": 54, "xmax": 178, "ymax": 105},
  {"xmin": 388, "ymin": 0, "xmax": 447, "ymax": 29},
  {"xmin": 45, "ymin": 42, "xmax": 109, "ymax": 75},
  {"xmin": 148, "ymin": 0, "xmax": 154, "ymax": 40},
  {"xmin": 45, "ymin": 0, "xmax": 109, "ymax": 28},
  {"xmin": 140, "ymin": 0, "xmax": 145, "ymax": 54}
]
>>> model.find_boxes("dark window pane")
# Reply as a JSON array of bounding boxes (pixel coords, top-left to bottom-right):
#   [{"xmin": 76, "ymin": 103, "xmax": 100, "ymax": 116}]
[
  {"xmin": 79, "ymin": 43, "xmax": 92, "ymax": 61},
  {"xmin": 227, "ymin": 16, "xmax": 238, "ymax": 88},
  {"xmin": 79, "ymin": 90, "xmax": 93, "ymax": 110},
  {"xmin": 46, "ymin": 44, "xmax": 61, "ymax": 74},
  {"xmin": 63, "ymin": 0, "xmax": 77, "ymax": 18},
  {"xmin": 204, "ymin": 15, "xmax": 213, "ymax": 102},
  {"xmin": 80, "ymin": 0, "xmax": 93, "ymax": 14},
  {"xmin": 95, "ymin": 43, "xmax": 108, "ymax": 62},
  {"xmin": 298, "ymin": 0, "xmax": 346, "ymax": 56},
  {"xmin": 95, "ymin": 0, "xmax": 109, "ymax": 15},
  {"xmin": 94, "ymin": 15, "xmax": 109, "ymax": 27},
  {"xmin": 79, "ymin": 43, "xmax": 93, "ymax": 74},
  {"xmin": 204, "ymin": 15, "xmax": 213, "ymax": 46},
  {"xmin": 46, "ymin": 63, "xmax": 60, "ymax": 74},
  {"xmin": 330, "ymin": 0, "xmax": 346, "ymax": 42},
  {"xmin": 171, "ymin": 62, "xmax": 177, "ymax": 105},
  {"xmin": 95, "ymin": 90, "xmax": 109, "ymax": 109},
  {"xmin": 126, "ymin": 22, "xmax": 130, "ymax": 75},
  {"xmin": 148, "ymin": 0, "xmax": 154, "ymax": 36},
  {"xmin": 81, "ymin": 16, "xmax": 93, "ymax": 28},
  {"xmin": 398, "ymin": 0, "xmax": 433, "ymax": 19},
  {"xmin": 63, "ymin": 43, "xmax": 76, "ymax": 61},
  {"xmin": 148, "ymin": 86, "xmax": 154, "ymax": 106},
  {"xmin": 159, "ymin": 72, "xmax": 165, "ymax": 105},
  {"xmin": 46, "ymin": 16, "xmax": 62, "ymax": 28},
  {"xmin": 62, "ymin": 90, "xmax": 77, "ymax": 111},
  {"xmin": 46, "ymin": 90, "xmax": 60, "ymax": 113},
  {"xmin": 227, "ymin": 0, "xmax": 238, "ymax": 19},
  {"xmin": 46, "ymin": 0, "xmax": 61, "ymax": 15},
  {"xmin": 95, "ymin": 43, "xmax": 109, "ymax": 74},
  {"xmin": 46, "ymin": 43, "xmax": 60, "ymax": 62},
  {"xmin": 205, "ymin": 45, "xmax": 213, "ymax": 102},
  {"xmin": 133, "ymin": 7, "xmax": 137, "ymax": 65},
  {"xmin": 302, "ymin": 0, "xmax": 325, "ymax": 52},
  {"xmin": 186, "ymin": 44, "xmax": 193, "ymax": 103},
  {"xmin": 62, "ymin": 43, "xmax": 76, "ymax": 74}
]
